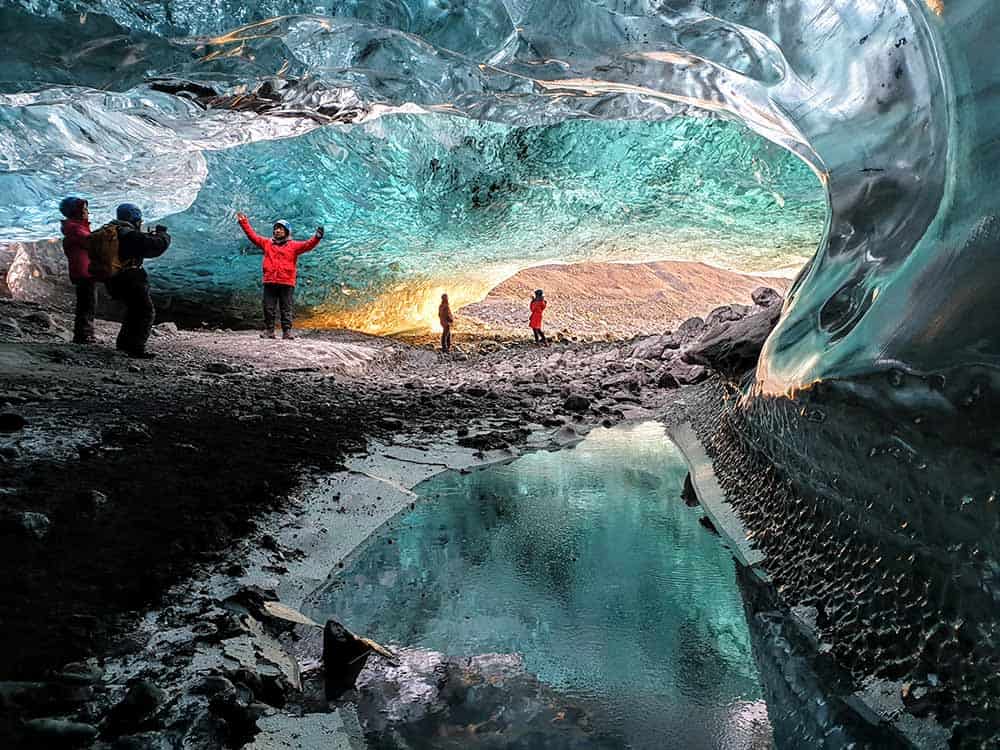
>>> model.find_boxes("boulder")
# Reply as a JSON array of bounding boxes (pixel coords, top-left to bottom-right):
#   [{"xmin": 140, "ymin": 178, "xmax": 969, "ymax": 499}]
[
  {"xmin": 655, "ymin": 360, "xmax": 708, "ymax": 388},
  {"xmin": 662, "ymin": 316, "xmax": 705, "ymax": 349},
  {"xmin": 104, "ymin": 678, "xmax": 167, "ymax": 734},
  {"xmin": 563, "ymin": 394, "xmax": 591, "ymax": 413},
  {"xmin": 751, "ymin": 286, "xmax": 783, "ymax": 308},
  {"xmin": 323, "ymin": 620, "xmax": 373, "ymax": 700},
  {"xmin": 630, "ymin": 335, "xmax": 670, "ymax": 360},
  {"xmin": 0, "ymin": 412, "xmax": 25, "ymax": 432},
  {"xmin": 150, "ymin": 322, "xmax": 179, "ymax": 337},
  {"xmin": 704, "ymin": 304, "xmax": 750, "ymax": 328},
  {"xmin": 23, "ymin": 311, "xmax": 56, "ymax": 329},
  {"xmin": 601, "ymin": 371, "xmax": 643, "ymax": 393},
  {"xmin": 682, "ymin": 304, "xmax": 781, "ymax": 375}
]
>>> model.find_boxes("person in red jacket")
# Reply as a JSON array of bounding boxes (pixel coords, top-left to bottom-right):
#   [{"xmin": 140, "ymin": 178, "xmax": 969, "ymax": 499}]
[
  {"xmin": 59, "ymin": 196, "xmax": 96, "ymax": 344},
  {"xmin": 529, "ymin": 288, "xmax": 548, "ymax": 346},
  {"xmin": 236, "ymin": 213, "xmax": 324, "ymax": 339}
]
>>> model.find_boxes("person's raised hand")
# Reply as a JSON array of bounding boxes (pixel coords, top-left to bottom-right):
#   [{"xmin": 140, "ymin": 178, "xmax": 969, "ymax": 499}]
[
  {"xmin": 316, "ymin": 226, "xmax": 325, "ymax": 239},
  {"xmin": 236, "ymin": 212, "xmax": 247, "ymax": 222}
]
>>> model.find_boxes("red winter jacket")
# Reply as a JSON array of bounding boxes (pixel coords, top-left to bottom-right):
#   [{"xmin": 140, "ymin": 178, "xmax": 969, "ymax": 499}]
[
  {"xmin": 238, "ymin": 217, "xmax": 320, "ymax": 286},
  {"xmin": 61, "ymin": 218, "xmax": 92, "ymax": 282},
  {"xmin": 529, "ymin": 298, "xmax": 546, "ymax": 329}
]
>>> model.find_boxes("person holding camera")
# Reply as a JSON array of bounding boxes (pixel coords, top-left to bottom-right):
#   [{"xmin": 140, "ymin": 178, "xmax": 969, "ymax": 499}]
[
  {"xmin": 105, "ymin": 203, "xmax": 171, "ymax": 359},
  {"xmin": 236, "ymin": 212, "xmax": 324, "ymax": 340}
]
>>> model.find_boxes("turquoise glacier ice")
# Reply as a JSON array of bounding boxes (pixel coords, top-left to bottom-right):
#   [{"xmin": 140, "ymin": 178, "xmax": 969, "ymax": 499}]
[
  {"xmin": 3, "ymin": 0, "xmax": 990, "ymax": 383},
  {"xmin": 5, "ymin": 0, "xmax": 1000, "ymax": 745}
]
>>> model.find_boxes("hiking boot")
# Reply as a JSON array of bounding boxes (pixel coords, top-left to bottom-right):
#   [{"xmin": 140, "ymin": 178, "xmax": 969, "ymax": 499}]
[
  {"xmin": 282, "ymin": 330, "xmax": 296, "ymax": 340},
  {"xmin": 73, "ymin": 337, "xmax": 97, "ymax": 345},
  {"xmin": 126, "ymin": 350, "xmax": 157, "ymax": 360},
  {"xmin": 260, "ymin": 331, "xmax": 276, "ymax": 339}
]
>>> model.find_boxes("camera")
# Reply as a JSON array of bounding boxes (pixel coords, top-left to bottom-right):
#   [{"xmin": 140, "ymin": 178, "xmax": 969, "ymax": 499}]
[{"xmin": 154, "ymin": 225, "xmax": 168, "ymax": 234}]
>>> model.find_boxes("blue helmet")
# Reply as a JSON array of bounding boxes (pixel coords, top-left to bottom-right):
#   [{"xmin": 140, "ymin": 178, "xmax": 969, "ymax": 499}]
[
  {"xmin": 116, "ymin": 203, "xmax": 142, "ymax": 224},
  {"xmin": 273, "ymin": 220, "xmax": 291, "ymax": 235},
  {"xmin": 59, "ymin": 196, "xmax": 87, "ymax": 219}
]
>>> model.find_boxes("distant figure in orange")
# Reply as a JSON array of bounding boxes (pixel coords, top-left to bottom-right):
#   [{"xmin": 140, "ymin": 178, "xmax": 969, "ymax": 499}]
[
  {"xmin": 529, "ymin": 289, "xmax": 548, "ymax": 346},
  {"xmin": 438, "ymin": 293, "xmax": 454, "ymax": 353}
]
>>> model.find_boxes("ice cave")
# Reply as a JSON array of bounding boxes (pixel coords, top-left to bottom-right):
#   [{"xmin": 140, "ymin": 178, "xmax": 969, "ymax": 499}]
[{"xmin": 1, "ymin": 0, "xmax": 998, "ymax": 748}]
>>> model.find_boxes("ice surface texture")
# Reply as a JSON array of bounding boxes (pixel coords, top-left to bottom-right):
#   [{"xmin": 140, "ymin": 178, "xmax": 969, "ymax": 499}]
[{"xmin": 2, "ymin": 0, "xmax": 996, "ymax": 373}]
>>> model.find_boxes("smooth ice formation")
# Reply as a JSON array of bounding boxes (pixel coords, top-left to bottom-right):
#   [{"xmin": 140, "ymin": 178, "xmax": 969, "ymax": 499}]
[{"xmin": 5, "ymin": 0, "xmax": 988, "ymax": 380}]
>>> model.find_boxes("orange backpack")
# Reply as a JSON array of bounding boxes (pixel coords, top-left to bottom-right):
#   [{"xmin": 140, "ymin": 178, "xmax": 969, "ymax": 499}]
[{"xmin": 87, "ymin": 223, "xmax": 124, "ymax": 281}]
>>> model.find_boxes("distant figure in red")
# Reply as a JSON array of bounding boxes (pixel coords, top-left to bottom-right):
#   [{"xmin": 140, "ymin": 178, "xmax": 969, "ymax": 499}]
[
  {"xmin": 59, "ymin": 196, "xmax": 95, "ymax": 344},
  {"xmin": 236, "ymin": 212, "xmax": 324, "ymax": 340},
  {"xmin": 438, "ymin": 293, "xmax": 454, "ymax": 353},
  {"xmin": 529, "ymin": 289, "xmax": 548, "ymax": 346}
]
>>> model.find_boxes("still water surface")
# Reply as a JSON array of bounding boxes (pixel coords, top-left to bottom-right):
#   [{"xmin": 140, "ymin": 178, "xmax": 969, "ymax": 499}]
[{"xmin": 311, "ymin": 422, "xmax": 771, "ymax": 748}]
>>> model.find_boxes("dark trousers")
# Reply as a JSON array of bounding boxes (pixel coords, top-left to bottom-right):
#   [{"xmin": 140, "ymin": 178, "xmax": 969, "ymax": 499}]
[
  {"xmin": 532, "ymin": 327, "xmax": 547, "ymax": 345},
  {"xmin": 263, "ymin": 283, "xmax": 295, "ymax": 331},
  {"xmin": 441, "ymin": 325, "xmax": 452, "ymax": 352},
  {"xmin": 106, "ymin": 268, "xmax": 154, "ymax": 354},
  {"xmin": 73, "ymin": 280, "xmax": 97, "ymax": 343}
]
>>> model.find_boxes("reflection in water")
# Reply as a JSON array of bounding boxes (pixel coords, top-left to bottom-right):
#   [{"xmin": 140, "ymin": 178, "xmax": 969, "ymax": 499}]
[{"xmin": 308, "ymin": 422, "xmax": 772, "ymax": 749}]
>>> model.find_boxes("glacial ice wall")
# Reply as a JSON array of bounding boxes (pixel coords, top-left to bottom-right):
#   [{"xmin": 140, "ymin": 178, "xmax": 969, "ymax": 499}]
[{"xmin": 3, "ymin": 0, "xmax": 969, "ymax": 367}]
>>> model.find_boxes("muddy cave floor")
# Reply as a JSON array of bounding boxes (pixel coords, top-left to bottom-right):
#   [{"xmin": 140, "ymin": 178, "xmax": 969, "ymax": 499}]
[{"xmin": 0, "ymin": 295, "xmax": 717, "ymax": 720}]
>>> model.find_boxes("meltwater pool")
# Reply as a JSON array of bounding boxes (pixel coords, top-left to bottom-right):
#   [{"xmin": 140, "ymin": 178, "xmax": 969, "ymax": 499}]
[{"xmin": 309, "ymin": 422, "xmax": 772, "ymax": 748}]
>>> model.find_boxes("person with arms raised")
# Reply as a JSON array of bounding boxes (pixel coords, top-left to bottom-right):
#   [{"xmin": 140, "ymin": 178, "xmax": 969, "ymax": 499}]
[{"xmin": 237, "ymin": 213, "xmax": 324, "ymax": 340}]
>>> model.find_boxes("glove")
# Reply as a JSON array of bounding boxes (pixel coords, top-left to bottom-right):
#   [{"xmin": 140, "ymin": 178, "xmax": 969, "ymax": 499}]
[
  {"xmin": 315, "ymin": 226, "xmax": 325, "ymax": 239},
  {"xmin": 155, "ymin": 225, "xmax": 168, "ymax": 234},
  {"xmin": 236, "ymin": 212, "xmax": 247, "ymax": 222}
]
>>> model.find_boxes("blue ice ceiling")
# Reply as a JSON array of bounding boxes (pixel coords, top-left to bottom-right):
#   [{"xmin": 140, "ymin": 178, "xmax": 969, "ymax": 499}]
[{"xmin": 1, "ymin": 0, "xmax": 831, "ymax": 331}]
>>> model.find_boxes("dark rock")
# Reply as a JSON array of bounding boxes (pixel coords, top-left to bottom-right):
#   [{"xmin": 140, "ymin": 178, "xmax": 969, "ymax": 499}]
[
  {"xmin": 150, "ymin": 322, "xmax": 179, "ymax": 337},
  {"xmin": 751, "ymin": 286, "xmax": 783, "ymax": 307},
  {"xmin": 204, "ymin": 361, "xmax": 237, "ymax": 374},
  {"xmin": 0, "ymin": 510, "xmax": 50, "ymax": 540},
  {"xmin": 222, "ymin": 588, "xmax": 281, "ymax": 620},
  {"xmin": 668, "ymin": 316, "xmax": 706, "ymax": 346},
  {"xmin": 0, "ymin": 444, "xmax": 19, "ymax": 458},
  {"xmin": 0, "ymin": 412, "xmax": 26, "ymax": 432},
  {"xmin": 464, "ymin": 385, "xmax": 488, "ymax": 398},
  {"xmin": 457, "ymin": 428, "xmax": 528, "ymax": 451},
  {"xmin": 22, "ymin": 717, "xmax": 98, "ymax": 746},
  {"xmin": 656, "ymin": 360, "xmax": 709, "ymax": 388},
  {"xmin": 23, "ymin": 311, "xmax": 56, "ymax": 329},
  {"xmin": 103, "ymin": 678, "xmax": 167, "ymax": 734},
  {"xmin": 563, "ymin": 394, "xmax": 591, "ymax": 413},
  {"xmin": 682, "ymin": 305, "xmax": 781, "ymax": 376},
  {"xmin": 601, "ymin": 371, "xmax": 643, "ymax": 393},
  {"xmin": 379, "ymin": 417, "xmax": 404, "ymax": 431},
  {"xmin": 698, "ymin": 516, "xmax": 719, "ymax": 534},
  {"xmin": 323, "ymin": 620, "xmax": 371, "ymax": 700},
  {"xmin": 630, "ymin": 335, "xmax": 670, "ymax": 360},
  {"xmin": 705, "ymin": 304, "xmax": 750, "ymax": 328},
  {"xmin": 681, "ymin": 473, "xmax": 699, "ymax": 507}
]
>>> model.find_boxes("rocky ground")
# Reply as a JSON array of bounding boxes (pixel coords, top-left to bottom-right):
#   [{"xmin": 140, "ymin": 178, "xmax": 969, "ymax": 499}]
[{"xmin": 0, "ymin": 284, "xmax": 783, "ymax": 749}]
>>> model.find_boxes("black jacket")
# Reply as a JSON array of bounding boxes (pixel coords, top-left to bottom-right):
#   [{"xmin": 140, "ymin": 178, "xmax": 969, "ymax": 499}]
[{"xmin": 111, "ymin": 220, "xmax": 171, "ymax": 266}]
